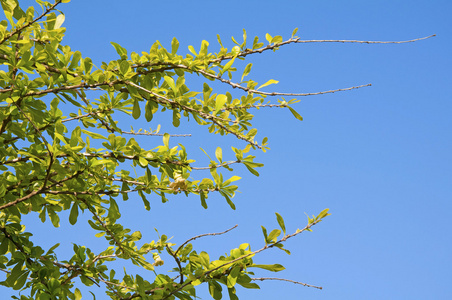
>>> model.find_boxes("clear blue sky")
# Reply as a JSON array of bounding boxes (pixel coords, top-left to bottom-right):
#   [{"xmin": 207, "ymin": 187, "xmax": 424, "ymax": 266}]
[{"xmin": 2, "ymin": 0, "xmax": 451, "ymax": 299}]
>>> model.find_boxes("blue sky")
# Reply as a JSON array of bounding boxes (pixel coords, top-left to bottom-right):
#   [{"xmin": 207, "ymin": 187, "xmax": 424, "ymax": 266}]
[{"xmin": 2, "ymin": 0, "xmax": 451, "ymax": 299}]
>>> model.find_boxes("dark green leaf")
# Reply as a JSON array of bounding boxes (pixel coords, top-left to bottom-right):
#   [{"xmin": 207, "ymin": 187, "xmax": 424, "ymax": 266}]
[
  {"xmin": 132, "ymin": 99, "xmax": 141, "ymax": 119},
  {"xmin": 69, "ymin": 202, "xmax": 79, "ymax": 225}
]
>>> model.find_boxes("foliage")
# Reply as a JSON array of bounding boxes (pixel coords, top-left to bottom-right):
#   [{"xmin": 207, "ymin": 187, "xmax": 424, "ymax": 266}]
[{"xmin": 0, "ymin": 0, "xmax": 430, "ymax": 299}]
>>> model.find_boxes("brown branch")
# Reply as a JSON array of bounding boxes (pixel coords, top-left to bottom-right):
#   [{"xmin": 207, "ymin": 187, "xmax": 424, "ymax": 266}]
[
  {"xmin": 1, "ymin": 151, "xmax": 185, "ymax": 167},
  {"xmin": 191, "ymin": 160, "xmax": 241, "ymax": 170},
  {"xmin": 121, "ymin": 131, "xmax": 191, "ymax": 137},
  {"xmin": 175, "ymin": 225, "xmax": 238, "ymax": 255},
  {"xmin": 166, "ymin": 246, "xmax": 184, "ymax": 284},
  {"xmin": 251, "ymin": 277, "xmax": 322, "ymax": 290},
  {"xmin": 196, "ymin": 66, "xmax": 371, "ymax": 96},
  {"xmin": 210, "ymin": 35, "xmax": 436, "ymax": 64},
  {"xmin": 0, "ymin": 80, "xmax": 120, "ymax": 95},
  {"xmin": 295, "ymin": 35, "xmax": 436, "ymax": 45}
]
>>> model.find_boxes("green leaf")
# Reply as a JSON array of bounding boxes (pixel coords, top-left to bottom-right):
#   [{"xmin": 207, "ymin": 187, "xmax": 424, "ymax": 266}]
[
  {"xmin": 188, "ymin": 45, "xmax": 198, "ymax": 56},
  {"xmin": 291, "ymin": 27, "xmax": 299, "ymax": 37},
  {"xmin": 69, "ymin": 51, "xmax": 82, "ymax": 70},
  {"xmin": 243, "ymin": 162, "xmax": 259, "ymax": 177},
  {"xmin": 172, "ymin": 110, "xmax": 180, "ymax": 127},
  {"xmin": 171, "ymin": 37, "xmax": 179, "ymax": 54},
  {"xmin": 110, "ymin": 42, "xmax": 128, "ymax": 59},
  {"xmin": 108, "ymin": 198, "xmax": 121, "ymax": 221},
  {"xmin": 132, "ymin": 99, "xmax": 141, "ymax": 119},
  {"xmin": 83, "ymin": 57, "xmax": 93, "ymax": 73},
  {"xmin": 54, "ymin": 14, "xmax": 65, "ymax": 29},
  {"xmin": 69, "ymin": 202, "xmax": 79, "ymax": 225},
  {"xmin": 257, "ymin": 79, "xmax": 279, "ymax": 90},
  {"xmin": 74, "ymin": 288, "xmax": 82, "ymax": 300},
  {"xmin": 120, "ymin": 60, "xmax": 130, "ymax": 75},
  {"xmin": 222, "ymin": 56, "xmax": 236, "ymax": 74},
  {"xmin": 223, "ymin": 194, "xmax": 236, "ymax": 210},
  {"xmin": 145, "ymin": 100, "xmax": 157, "ymax": 122},
  {"xmin": 138, "ymin": 190, "xmax": 151, "ymax": 210},
  {"xmin": 267, "ymin": 229, "xmax": 281, "ymax": 243},
  {"xmin": 223, "ymin": 176, "xmax": 241, "ymax": 186},
  {"xmin": 13, "ymin": 270, "xmax": 29, "ymax": 290},
  {"xmin": 200, "ymin": 193, "xmax": 208, "ymax": 209},
  {"xmin": 81, "ymin": 130, "xmax": 106, "ymax": 140},
  {"xmin": 208, "ymin": 281, "xmax": 223, "ymax": 300},
  {"xmin": 251, "ymin": 264, "xmax": 285, "ymax": 272},
  {"xmin": 275, "ymin": 213, "xmax": 286, "ymax": 235},
  {"xmin": 261, "ymin": 226, "xmax": 268, "ymax": 244},
  {"xmin": 317, "ymin": 208, "xmax": 330, "ymax": 219},
  {"xmin": 265, "ymin": 33, "xmax": 273, "ymax": 44},
  {"xmin": 215, "ymin": 147, "xmax": 222, "ymax": 163},
  {"xmin": 271, "ymin": 35, "xmax": 283, "ymax": 44},
  {"xmin": 138, "ymin": 156, "xmax": 148, "ymax": 167},
  {"xmin": 227, "ymin": 266, "xmax": 241, "ymax": 288},
  {"xmin": 48, "ymin": 209, "xmax": 60, "ymax": 227},
  {"xmin": 288, "ymin": 107, "xmax": 303, "ymax": 121},
  {"xmin": 215, "ymin": 94, "xmax": 227, "ymax": 113},
  {"xmin": 241, "ymin": 63, "xmax": 252, "ymax": 81},
  {"xmin": 163, "ymin": 133, "xmax": 170, "ymax": 148},
  {"xmin": 164, "ymin": 75, "xmax": 177, "ymax": 92}
]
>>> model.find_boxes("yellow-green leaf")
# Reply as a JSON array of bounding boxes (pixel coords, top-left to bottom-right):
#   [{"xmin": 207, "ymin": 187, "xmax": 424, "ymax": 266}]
[
  {"xmin": 215, "ymin": 94, "xmax": 227, "ymax": 113},
  {"xmin": 257, "ymin": 79, "xmax": 279, "ymax": 90},
  {"xmin": 288, "ymin": 107, "xmax": 303, "ymax": 121}
]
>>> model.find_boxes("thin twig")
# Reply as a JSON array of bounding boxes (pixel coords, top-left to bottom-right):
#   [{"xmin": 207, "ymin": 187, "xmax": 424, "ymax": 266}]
[
  {"xmin": 122, "ymin": 131, "xmax": 191, "ymax": 137},
  {"xmin": 166, "ymin": 246, "xmax": 185, "ymax": 284},
  {"xmin": 175, "ymin": 225, "xmax": 238, "ymax": 255},
  {"xmin": 251, "ymin": 277, "xmax": 322, "ymax": 290},
  {"xmin": 210, "ymin": 35, "xmax": 436, "ymax": 64},
  {"xmin": 295, "ymin": 35, "xmax": 436, "ymax": 44}
]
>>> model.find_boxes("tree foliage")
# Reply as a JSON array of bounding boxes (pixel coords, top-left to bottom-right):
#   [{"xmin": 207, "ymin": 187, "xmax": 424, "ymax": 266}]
[{"xmin": 0, "ymin": 0, "xmax": 432, "ymax": 299}]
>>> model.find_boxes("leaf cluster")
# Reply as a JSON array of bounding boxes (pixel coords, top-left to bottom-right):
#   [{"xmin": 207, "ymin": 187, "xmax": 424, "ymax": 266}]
[{"xmin": 0, "ymin": 1, "xmax": 333, "ymax": 299}]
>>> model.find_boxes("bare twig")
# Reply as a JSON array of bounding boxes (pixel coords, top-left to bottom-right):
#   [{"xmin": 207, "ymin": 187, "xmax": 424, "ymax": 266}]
[
  {"xmin": 196, "ymin": 67, "xmax": 372, "ymax": 97},
  {"xmin": 175, "ymin": 225, "xmax": 238, "ymax": 255},
  {"xmin": 121, "ymin": 131, "xmax": 191, "ymax": 137},
  {"xmin": 210, "ymin": 35, "xmax": 436, "ymax": 64},
  {"xmin": 251, "ymin": 277, "xmax": 322, "ymax": 290},
  {"xmin": 295, "ymin": 35, "xmax": 436, "ymax": 44}
]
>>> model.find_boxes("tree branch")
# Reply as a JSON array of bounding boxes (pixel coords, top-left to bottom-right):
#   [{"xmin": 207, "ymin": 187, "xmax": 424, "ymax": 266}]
[
  {"xmin": 161, "ymin": 218, "xmax": 323, "ymax": 300},
  {"xmin": 175, "ymin": 225, "xmax": 238, "ymax": 255},
  {"xmin": 210, "ymin": 35, "xmax": 436, "ymax": 64},
  {"xmin": 251, "ymin": 277, "xmax": 322, "ymax": 290}
]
